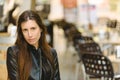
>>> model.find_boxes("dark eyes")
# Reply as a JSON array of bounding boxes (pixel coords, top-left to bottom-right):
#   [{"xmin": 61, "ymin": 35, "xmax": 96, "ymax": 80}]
[
  {"xmin": 31, "ymin": 27, "xmax": 36, "ymax": 30},
  {"xmin": 22, "ymin": 27, "xmax": 36, "ymax": 32},
  {"xmin": 22, "ymin": 29, "xmax": 27, "ymax": 32}
]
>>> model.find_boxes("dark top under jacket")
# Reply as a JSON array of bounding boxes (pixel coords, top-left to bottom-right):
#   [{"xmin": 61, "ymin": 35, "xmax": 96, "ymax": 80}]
[{"xmin": 6, "ymin": 45, "xmax": 61, "ymax": 80}]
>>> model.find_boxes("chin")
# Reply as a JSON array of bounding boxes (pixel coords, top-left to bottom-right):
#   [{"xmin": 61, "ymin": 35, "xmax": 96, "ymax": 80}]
[{"xmin": 28, "ymin": 42, "xmax": 35, "ymax": 45}]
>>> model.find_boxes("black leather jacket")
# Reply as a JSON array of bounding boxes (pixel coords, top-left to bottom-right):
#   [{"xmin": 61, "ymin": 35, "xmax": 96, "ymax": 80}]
[{"xmin": 6, "ymin": 45, "xmax": 61, "ymax": 80}]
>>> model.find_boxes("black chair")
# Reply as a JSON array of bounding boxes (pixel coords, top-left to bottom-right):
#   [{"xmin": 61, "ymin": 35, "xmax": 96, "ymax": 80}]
[
  {"xmin": 78, "ymin": 42, "xmax": 102, "ymax": 54},
  {"xmin": 76, "ymin": 42, "xmax": 102, "ymax": 62},
  {"xmin": 81, "ymin": 53, "xmax": 120, "ymax": 80},
  {"xmin": 73, "ymin": 35, "xmax": 94, "ymax": 52}
]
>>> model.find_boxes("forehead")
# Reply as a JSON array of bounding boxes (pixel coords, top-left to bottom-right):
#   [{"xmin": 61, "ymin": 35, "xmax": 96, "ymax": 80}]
[{"xmin": 21, "ymin": 20, "xmax": 38, "ymax": 28}]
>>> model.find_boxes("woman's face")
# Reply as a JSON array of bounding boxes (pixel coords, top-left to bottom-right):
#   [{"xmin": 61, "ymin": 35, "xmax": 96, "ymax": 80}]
[{"xmin": 21, "ymin": 20, "xmax": 42, "ymax": 49}]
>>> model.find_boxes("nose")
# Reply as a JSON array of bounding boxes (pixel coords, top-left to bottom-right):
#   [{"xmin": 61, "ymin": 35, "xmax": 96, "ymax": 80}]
[{"xmin": 28, "ymin": 30, "xmax": 32, "ymax": 37}]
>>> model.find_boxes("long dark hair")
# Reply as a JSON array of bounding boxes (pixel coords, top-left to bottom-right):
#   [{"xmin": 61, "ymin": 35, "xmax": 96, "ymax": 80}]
[{"xmin": 15, "ymin": 10, "xmax": 54, "ymax": 80}]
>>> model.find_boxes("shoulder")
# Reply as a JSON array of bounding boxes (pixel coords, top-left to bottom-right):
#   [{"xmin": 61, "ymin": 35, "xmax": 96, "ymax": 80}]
[
  {"xmin": 7, "ymin": 45, "xmax": 19, "ymax": 51},
  {"xmin": 7, "ymin": 45, "xmax": 19, "ymax": 55},
  {"xmin": 50, "ymin": 48, "xmax": 58, "ymax": 57}
]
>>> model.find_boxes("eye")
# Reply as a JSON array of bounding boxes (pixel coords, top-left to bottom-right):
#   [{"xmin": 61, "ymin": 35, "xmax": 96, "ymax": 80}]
[
  {"xmin": 31, "ymin": 27, "xmax": 36, "ymax": 30},
  {"xmin": 22, "ymin": 29, "xmax": 27, "ymax": 32}
]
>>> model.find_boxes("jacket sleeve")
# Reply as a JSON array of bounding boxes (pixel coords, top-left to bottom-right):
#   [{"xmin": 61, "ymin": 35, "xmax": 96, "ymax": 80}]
[
  {"xmin": 51, "ymin": 48, "xmax": 61, "ymax": 80},
  {"xmin": 6, "ymin": 46, "xmax": 19, "ymax": 80}
]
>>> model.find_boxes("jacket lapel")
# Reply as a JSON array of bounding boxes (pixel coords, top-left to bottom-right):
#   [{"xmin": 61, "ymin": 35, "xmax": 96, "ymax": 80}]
[{"xmin": 30, "ymin": 48, "xmax": 42, "ymax": 80}]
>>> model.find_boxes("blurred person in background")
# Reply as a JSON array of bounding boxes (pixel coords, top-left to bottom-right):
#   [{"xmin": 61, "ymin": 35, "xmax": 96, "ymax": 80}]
[{"xmin": 6, "ymin": 10, "xmax": 61, "ymax": 80}]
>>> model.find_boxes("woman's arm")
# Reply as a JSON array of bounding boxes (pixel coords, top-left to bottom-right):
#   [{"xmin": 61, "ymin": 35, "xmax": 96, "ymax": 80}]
[
  {"xmin": 6, "ymin": 46, "xmax": 19, "ymax": 80},
  {"xmin": 51, "ymin": 48, "xmax": 61, "ymax": 80}
]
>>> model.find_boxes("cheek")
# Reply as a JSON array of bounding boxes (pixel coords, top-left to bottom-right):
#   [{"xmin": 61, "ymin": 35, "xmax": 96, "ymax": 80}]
[
  {"xmin": 22, "ymin": 31, "xmax": 29, "ymax": 39},
  {"xmin": 22, "ymin": 33, "xmax": 28, "ymax": 40},
  {"xmin": 36, "ymin": 30, "xmax": 41, "ymax": 38}
]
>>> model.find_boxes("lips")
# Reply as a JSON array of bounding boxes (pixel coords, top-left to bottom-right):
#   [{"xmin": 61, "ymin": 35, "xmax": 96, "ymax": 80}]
[{"xmin": 28, "ymin": 39, "xmax": 35, "ymax": 42}]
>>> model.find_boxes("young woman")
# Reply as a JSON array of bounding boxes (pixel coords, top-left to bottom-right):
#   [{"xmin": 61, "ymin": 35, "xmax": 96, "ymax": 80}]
[{"xmin": 6, "ymin": 10, "xmax": 61, "ymax": 80}]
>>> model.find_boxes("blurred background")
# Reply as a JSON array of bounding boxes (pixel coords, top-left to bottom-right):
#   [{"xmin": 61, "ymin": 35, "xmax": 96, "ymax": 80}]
[{"xmin": 0, "ymin": 0, "xmax": 120, "ymax": 80}]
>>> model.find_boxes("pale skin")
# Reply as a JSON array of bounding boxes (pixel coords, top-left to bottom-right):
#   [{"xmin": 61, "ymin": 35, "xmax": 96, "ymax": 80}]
[{"xmin": 21, "ymin": 20, "xmax": 42, "ymax": 49}]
